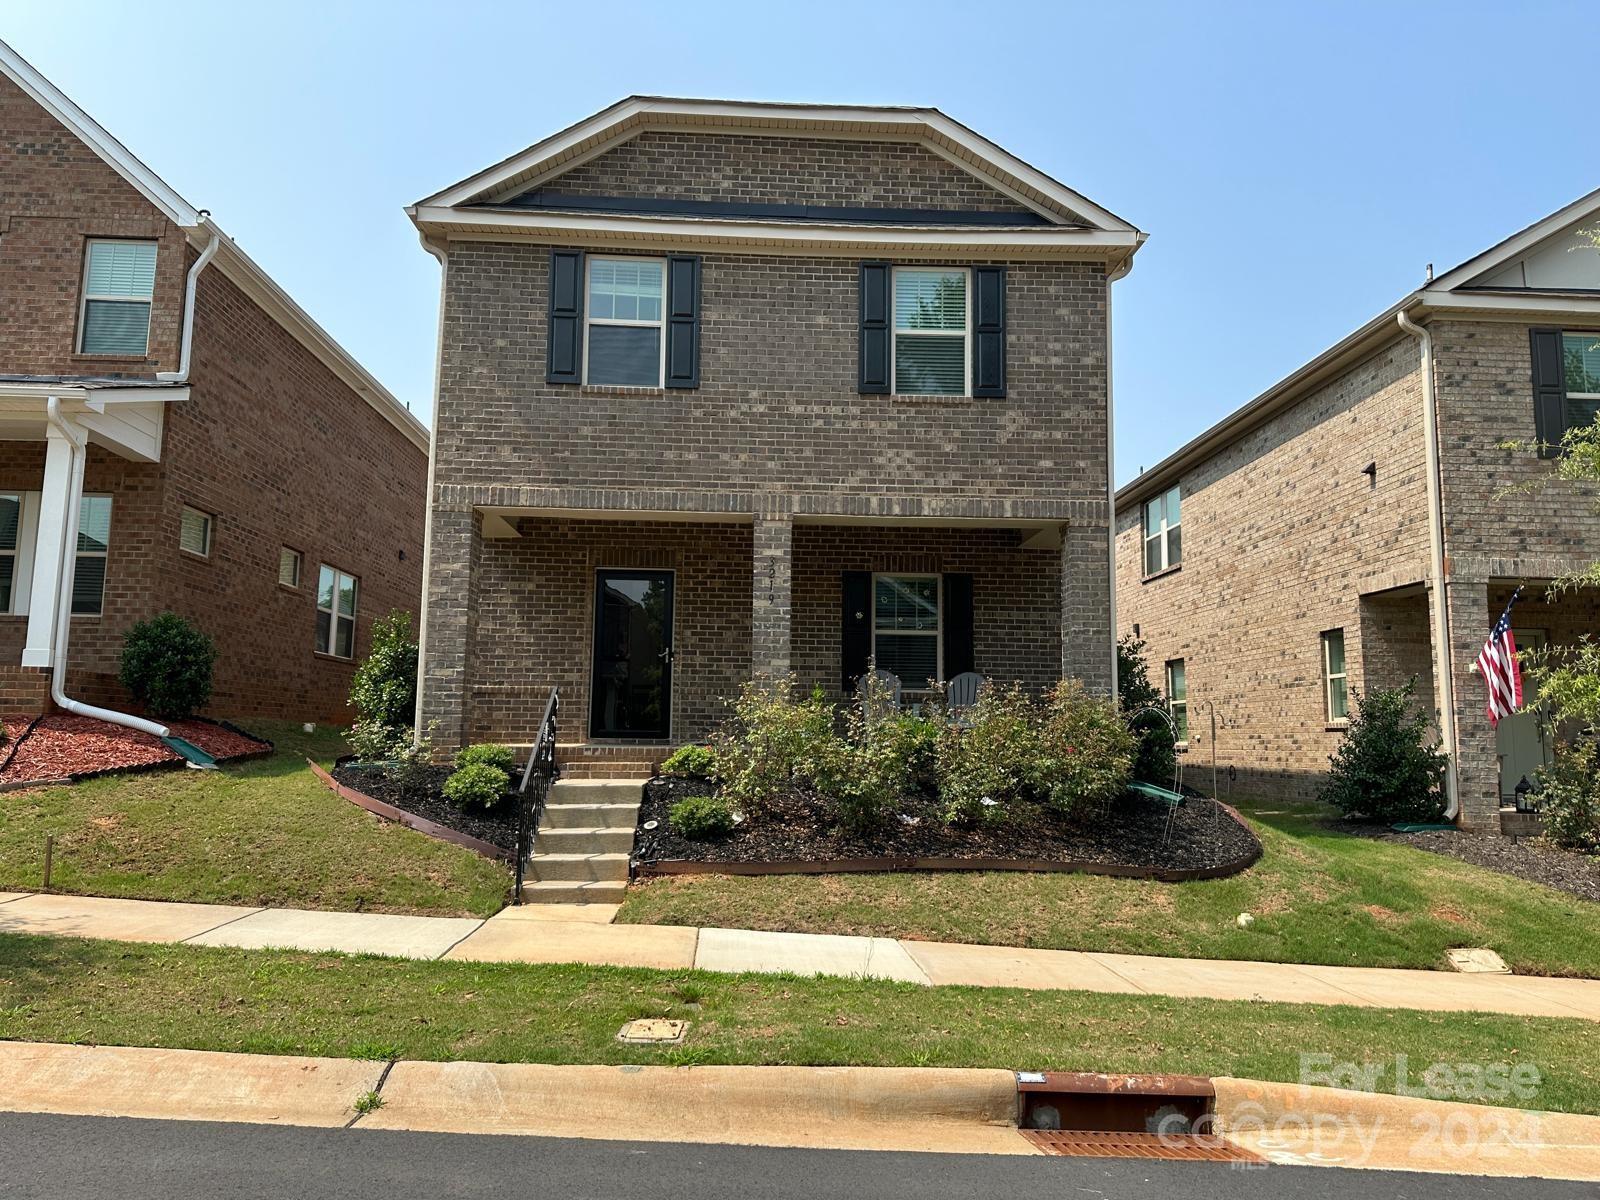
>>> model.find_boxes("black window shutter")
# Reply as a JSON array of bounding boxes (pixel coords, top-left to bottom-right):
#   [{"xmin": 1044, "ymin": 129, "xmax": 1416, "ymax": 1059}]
[
  {"xmin": 546, "ymin": 249, "xmax": 584, "ymax": 384},
  {"xmin": 858, "ymin": 262, "xmax": 891, "ymax": 394},
  {"xmin": 1530, "ymin": 327, "xmax": 1566, "ymax": 458},
  {"xmin": 665, "ymin": 254, "xmax": 701, "ymax": 388},
  {"xmin": 841, "ymin": 571, "xmax": 872, "ymax": 691},
  {"xmin": 971, "ymin": 267, "xmax": 1006, "ymax": 398},
  {"xmin": 943, "ymin": 573, "xmax": 975, "ymax": 678}
]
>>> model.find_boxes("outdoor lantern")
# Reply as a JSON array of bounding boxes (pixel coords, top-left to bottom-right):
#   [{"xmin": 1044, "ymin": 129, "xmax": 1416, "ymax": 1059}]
[{"xmin": 1514, "ymin": 776, "xmax": 1537, "ymax": 813}]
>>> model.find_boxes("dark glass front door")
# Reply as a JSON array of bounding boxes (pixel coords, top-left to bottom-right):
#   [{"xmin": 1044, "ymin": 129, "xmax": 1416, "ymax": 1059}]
[{"xmin": 590, "ymin": 570, "xmax": 673, "ymax": 738}]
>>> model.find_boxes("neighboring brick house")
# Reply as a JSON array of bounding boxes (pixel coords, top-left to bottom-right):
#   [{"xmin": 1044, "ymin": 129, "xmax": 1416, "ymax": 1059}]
[
  {"xmin": 0, "ymin": 40, "xmax": 428, "ymax": 722},
  {"xmin": 409, "ymin": 97, "xmax": 1144, "ymax": 767},
  {"xmin": 1115, "ymin": 191, "xmax": 1600, "ymax": 832}
]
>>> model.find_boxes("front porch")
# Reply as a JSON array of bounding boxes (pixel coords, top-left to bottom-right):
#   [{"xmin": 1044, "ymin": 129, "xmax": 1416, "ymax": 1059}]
[{"xmin": 428, "ymin": 504, "xmax": 1113, "ymax": 753}]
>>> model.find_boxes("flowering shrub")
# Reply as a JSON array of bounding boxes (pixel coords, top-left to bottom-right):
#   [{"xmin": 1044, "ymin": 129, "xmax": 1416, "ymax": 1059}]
[
  {"xmin": 710, "ymin": 678, "xmax": 836, "ymax": 812},
  {"xmin": 1535, "ymin": 741, "xmax": 1600, "ymax": 852},
  {"xmin": 1033, "ymin": 679, "xmax": 1136, "ymax": 817},
  {"xmin": 933, "ymin": 684, "xmax": 1039, "ymax": 825}
]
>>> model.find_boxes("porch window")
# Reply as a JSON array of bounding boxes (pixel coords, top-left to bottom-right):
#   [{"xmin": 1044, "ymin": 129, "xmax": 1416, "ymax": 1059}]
[
  {"xmin": 872, "ymin": 574, "xmax": 941, "ymax": 690},
  {"xmin": 0, "ymin": 494, "xmax": 19, "ymax": 611},
  {"xmin": 79, "ymin": 240, "xmax": 157, "ymax": 356},
  {"xmin": 893, "ymin": 267, "xmax": 969, "ymax": 395},
  {"xmin": 72, "ymin": 495, "xmax": 111, "ymax": 616},
  {"xmin": 1143, "ymin": 486, "xmax": 1181, "ymax": 576},
  {"xmin": 1562, "ymin": 332, "xmax": 1600, "ymax": 431},
  {"xmin": 179, "ymin": 506, "xmax": 212, "ymax": 557},
  {"xmin": 585, "ymin": 257, "xmax": 665, "ymax": 387},
  {"xmin": 1322, "ymin": 629, "xmax": 1349, "ymax": 722},
  {"xmin": 1165, "ymin": 658, "xmax": 1188, "ymax": 743},
  {"xmin": 316, "ymin": 564, "xmax": 358, "ymax": 658}
]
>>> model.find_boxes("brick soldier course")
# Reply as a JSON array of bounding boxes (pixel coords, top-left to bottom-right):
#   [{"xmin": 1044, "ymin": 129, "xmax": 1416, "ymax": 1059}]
[
  {"xmin": 0, "ymin": 42, "xmax": 427, "ymax": 721},
  {"xmin": 411, "ymin": 98, "xmax": 1144, "ymax": 753},
  {"xmin": 1117, "ymin": 194, "xmax": 1600, "ymax": 831}
]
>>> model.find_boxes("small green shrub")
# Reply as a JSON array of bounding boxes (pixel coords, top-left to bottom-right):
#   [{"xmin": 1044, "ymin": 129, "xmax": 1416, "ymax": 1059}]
[
  {"xmin": 670, "ymin": 793, "xmax": 736, "ymax": 840},
  {"xmin": 1033, "ymin": 679, "xmax": 1136, "ymax": 818},
  {"xmin": 119, "ymin": 611, "xmax": 217, "ymax": 720},
  {"xmin": 455, "ymin": 743, "xmax": 516, "ymax": 774},
  {"xmin": 1118, "ymin": 633, "xmax": 1178, "ymax": 786},
  {"xmin": 934, "ymin": 684, "xmax": 1039, "ymax": 825},
  {"xmin": 442, "ymin": 761, "xmax": 510, "ymax": 809},
  {"xmin": 347, "ymin": 718, "xmax": 409, "ymax": 763},
  {"xmin": 348, "ymin": 611, "xmax": 418, "ymax": 732},
  {"xmin": 661, "ymin": 744, "xmax": 717, "ymax": 778},
  {"xmin": 711, "ymin": 678, "xmax": 836, "ymax": 811},
  {"xmin": 879, "ymin": 713, "xmax": 942, "ymax": 793},
  {"xmin": 1320, "ymin": 680, "xmax": 1447, "ymax": 823},
  {"xmin": 1534, "ymin": 741, "xmax": 1600, "ymax": 853}
]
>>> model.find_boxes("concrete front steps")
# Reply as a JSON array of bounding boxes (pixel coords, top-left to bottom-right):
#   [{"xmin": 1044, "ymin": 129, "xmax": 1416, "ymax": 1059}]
[{"xmin": 520, "ymin": 778, "xmax": 644, "ymax": 904}]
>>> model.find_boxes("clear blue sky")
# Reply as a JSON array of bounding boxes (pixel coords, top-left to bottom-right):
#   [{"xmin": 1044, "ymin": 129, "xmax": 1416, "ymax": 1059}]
[{"xmin": 8, "ymin": 1, "xmax": 1595, "ymax": 485}]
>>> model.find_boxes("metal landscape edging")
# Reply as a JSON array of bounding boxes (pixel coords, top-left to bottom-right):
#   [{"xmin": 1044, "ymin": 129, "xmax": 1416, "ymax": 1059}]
[{"xmin": 308, "ymin": 758, "xmax": 515, "ymax": 864}]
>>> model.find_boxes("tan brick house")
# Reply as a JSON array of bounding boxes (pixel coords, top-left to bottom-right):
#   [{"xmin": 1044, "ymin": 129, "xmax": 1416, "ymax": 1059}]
[
  {"xmin": 1116, "ymin": 191, "xmax": 1600, "ymax": 832},
  {"xmin": 0, "ymin": 40, "xmax": 428, "ymax": 723},
  {"xmin": 410, "ymin": 98, "xmax": 1143, "ymax": 768}
]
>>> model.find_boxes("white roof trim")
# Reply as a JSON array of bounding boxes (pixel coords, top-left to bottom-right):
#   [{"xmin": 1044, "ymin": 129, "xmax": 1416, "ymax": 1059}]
[
  {"xmin": 0, "ymin": 37, "xmax": 427, "ymax": 451},
  {"xmin": 1430, "ymin": 185, "xmax": 1600, "ymax": 293},
  {"xmin": 412, "ymin": 96, "xmax": 1139, "ymax": 235}
]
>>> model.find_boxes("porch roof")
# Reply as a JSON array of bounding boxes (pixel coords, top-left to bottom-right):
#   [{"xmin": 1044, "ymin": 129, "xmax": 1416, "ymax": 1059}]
[{"xmin": 0, "ymin": 380, "xmax": 189, "ymax": 463}]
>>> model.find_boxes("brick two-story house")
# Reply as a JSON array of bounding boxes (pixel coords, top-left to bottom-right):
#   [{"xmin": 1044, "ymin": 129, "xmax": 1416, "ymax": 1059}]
[
  {"xmin": 0, "ymin": 40, "xmax": 429, "ymax": 722},
  {"xmin": 1116, "ymin": 191, "xmax": 1600, "ymax": 832},
  {"xmin": 410, "ymin": 98, "xmax": 1143, "ymax": 770}
]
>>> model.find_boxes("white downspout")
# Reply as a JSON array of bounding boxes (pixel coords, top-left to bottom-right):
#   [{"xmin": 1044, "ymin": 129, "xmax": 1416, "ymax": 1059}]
[
  {"xmin": 43, "ymin": 398, "xmax": 170, "ymax": 739},
  {"xmin": 411, "ymin": 234, "xmax": 447, "ymax": 743},
  {"xmin": 1396, "ymin": 310, "xmax": 1459, "ymax": 819},
  {"xmin": 156, "ymin": 218, "xmax": 221, "ymax": 384},
  {"xmin": 1105, "ymin": 254, "xmax": 1134, "ymax": 697}
]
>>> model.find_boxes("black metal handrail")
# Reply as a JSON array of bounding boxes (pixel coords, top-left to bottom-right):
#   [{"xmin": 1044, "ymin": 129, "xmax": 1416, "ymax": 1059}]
[{"xmin": 513, "ymin": 688, "xmax": 560, "ymax": 902}]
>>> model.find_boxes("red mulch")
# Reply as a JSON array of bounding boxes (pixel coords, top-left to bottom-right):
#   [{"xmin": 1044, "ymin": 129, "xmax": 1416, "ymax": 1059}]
[{"xmin": 0, "ymin": 714, "xmax": 270, "ymax": 784}]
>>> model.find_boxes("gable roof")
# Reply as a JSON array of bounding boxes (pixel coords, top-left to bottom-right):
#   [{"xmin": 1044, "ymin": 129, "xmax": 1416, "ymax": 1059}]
[
  {"xmin": 1117, "ymin": 187, "xmax": 1600, "ymax": 510},
  {"xmin": 410, "ymin": 97, "xmax": 1144, "ymax": 265},
  {"xmin": 0, "ymin": 38, "xmax": 428, "ymax": 451}
]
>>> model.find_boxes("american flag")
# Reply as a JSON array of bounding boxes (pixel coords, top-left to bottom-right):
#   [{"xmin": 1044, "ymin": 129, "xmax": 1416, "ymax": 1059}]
[{"xmin": 1476, "ymin": 588, "xmax": 1524, "ymax": 727}]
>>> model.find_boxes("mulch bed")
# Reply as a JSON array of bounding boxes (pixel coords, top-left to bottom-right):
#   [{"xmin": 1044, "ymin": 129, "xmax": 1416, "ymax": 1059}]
[
  {"xmin": 331, "ymin": 762, "xmax": 519, "ymax": 852},
  {"xmin": 1337, "ymin": 821, "xmax": 1600, "ymax": 905},
  {"xmin": 633, "ymin": 777, "xmax": 1262, "ymax": 879},
  {"xmin": 0, "ymin": 714, "xmax": 271, "ymax": 785}
]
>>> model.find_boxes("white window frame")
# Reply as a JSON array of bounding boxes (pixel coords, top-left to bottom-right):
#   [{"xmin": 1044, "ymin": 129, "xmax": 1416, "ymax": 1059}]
[
  {"xmin": 279, "ymin": 546, "xmax": 303, "ymax": 589},
  {"xmin": 0, "ymin": 493, "xmax": 22, "ymax": 614},
  {"xmin": 316, "ymin": 563, "xmax": 359, "ymax": 659},
  {"xmin": 1165, "ymin": 658, "xmax": 1188, "ymax": 745},
  {"xmin": 77, "ymin": 239, "xmax": 157, "ymax": 356},
  {"xmin": 890, "ymin": 266, "xmax": 972, "ymax": 398},
  {"xmin": 870, "ymin": 572, "xmax": 943, "ymax": 690},
  {"xmin": 582, "ymin": 255, "xmax": 668, "ymax": 388},
  {"xmin": 1322, "ymin": 629, "xmax": 1349, "ymax": 724},
  {"xmin": 179, "ymin": 505, "xmax": 213, "ymax": 558},
  {"xmin": 1561, "ymin": 330, "xmax": 1600, "ymax": 429},
  {"xmin": 1143, "ymin": 486, "xmax": 1182, "ymax": 576},
  {"xmin": 73, "ymin": 494, "xmax": 112, "ymax": 617}
]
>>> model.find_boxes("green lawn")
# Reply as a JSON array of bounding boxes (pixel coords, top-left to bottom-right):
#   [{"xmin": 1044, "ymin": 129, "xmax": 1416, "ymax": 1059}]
[
  {"xmin": 3, "ymin": 932, "xmax": 1598, "ymax": 1114},
  {"xmin": 618, "ymin": 799, "xmax": 1600, "ymax": 978},
  {"xmin": 0, "ymin": 722, "xmax": 509, "ymax": 917}
]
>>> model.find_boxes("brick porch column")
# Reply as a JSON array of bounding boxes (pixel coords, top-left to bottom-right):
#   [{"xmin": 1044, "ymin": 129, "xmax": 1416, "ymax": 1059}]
[
  {"xmin": 1445, "ymin": 580, "xmax": 1499, "ymax": 831},
  {"xmin": 751, "ymin": 510, "xmax": 793, "ymax": 679},
  {"xmin": 417, "ymin": 505, "xmax": 482, "ymax": 755},
  {"xmin": 1059, "ymin": 517, "xmax": 1114, "ymax": 693}
]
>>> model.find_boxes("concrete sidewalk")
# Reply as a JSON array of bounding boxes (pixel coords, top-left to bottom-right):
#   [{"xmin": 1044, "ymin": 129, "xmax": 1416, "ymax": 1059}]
[{"xmin": 3, "ymin": 890, "xmax": 1598, "ymax": 1020}]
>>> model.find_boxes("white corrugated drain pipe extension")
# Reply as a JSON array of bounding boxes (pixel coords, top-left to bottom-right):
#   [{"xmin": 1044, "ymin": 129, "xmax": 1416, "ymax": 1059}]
[
  {"xmin": 42, "ymin": 400, "xmax": 212, "ymax": 766},
  {"xmin": 1396, "ymin": 311, "xmax": 1459, "ymax": 820}
]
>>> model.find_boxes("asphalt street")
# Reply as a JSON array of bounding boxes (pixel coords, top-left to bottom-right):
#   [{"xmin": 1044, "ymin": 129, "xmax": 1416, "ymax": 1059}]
[{"xmin": 0, "ymin": 1113, "xmax": 1591, "ymax": 1199}]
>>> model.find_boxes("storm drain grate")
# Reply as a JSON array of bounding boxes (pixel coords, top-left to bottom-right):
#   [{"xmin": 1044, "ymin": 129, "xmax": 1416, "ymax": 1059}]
[{"xmin": 1022, "ymin": 1130, "xmax": 1263, "ymax": 1162}]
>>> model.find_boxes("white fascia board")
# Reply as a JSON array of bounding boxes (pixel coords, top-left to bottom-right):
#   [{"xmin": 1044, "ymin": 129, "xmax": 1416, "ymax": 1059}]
[
  {"xmin": 202, "ymin": 232, "xmax": 430, "ymax": 452},
  {"xmin": 413, "ymin": 205, "xmax": 1141, "ymax": 258},
  {"xmin": 1419, "ymin": 288, "xmax": 1600, "ymax": 318},
  {"xmin": 0, "ymin": 37, "xmax": 198, "ymax": 227},
  {"xmin": 1429, "ymin": 186, "xmax": 1600, "ymax": 293}
]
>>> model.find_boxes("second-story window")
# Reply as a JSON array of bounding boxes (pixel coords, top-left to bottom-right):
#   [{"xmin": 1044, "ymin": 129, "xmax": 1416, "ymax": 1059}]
[
  {"xmin": 1562, "ymin": 332, "xmax": 1600, "ymax": 432},
  {"xmin": 79, "ymin": 240, "xmax": 157, "ymax": 356},
  {"xmin": 1143, "ymin": 486, "xmax": 1182, "ymax": 576},
  {"xmin": 893, "ymin": 267, "xmax": 968, "ymax": 396},
  {"xmin": 585, "ymin": 257, "xmax": 665, "ymax": 387}
]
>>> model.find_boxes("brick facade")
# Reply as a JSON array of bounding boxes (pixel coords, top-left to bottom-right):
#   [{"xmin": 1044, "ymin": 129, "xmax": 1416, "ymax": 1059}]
[
  {"xmin": 421, "ymin": 123, "xmax": 1119, "ymax": 750},
  {"xmin": 0, "ymin": 70, "xmax": 427, "ymax": 722}
]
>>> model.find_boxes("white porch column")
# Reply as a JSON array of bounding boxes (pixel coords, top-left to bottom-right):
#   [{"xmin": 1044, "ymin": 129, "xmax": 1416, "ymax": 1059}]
[{"xmin": 22, "ymin": 427, "xmax": 78, "ymax": 668}]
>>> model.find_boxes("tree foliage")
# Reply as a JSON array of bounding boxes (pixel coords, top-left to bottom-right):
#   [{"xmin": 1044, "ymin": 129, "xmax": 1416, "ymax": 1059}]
[{"xmin": 1118, "ymin": 634, "xmax": 1178, "ymax": 785}]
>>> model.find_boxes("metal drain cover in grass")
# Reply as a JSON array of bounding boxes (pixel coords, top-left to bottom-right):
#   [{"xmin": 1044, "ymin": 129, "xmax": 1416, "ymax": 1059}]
[{"xmin": 617, "ymin": 1018, "xmax": 688, "ymax": 1045}]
